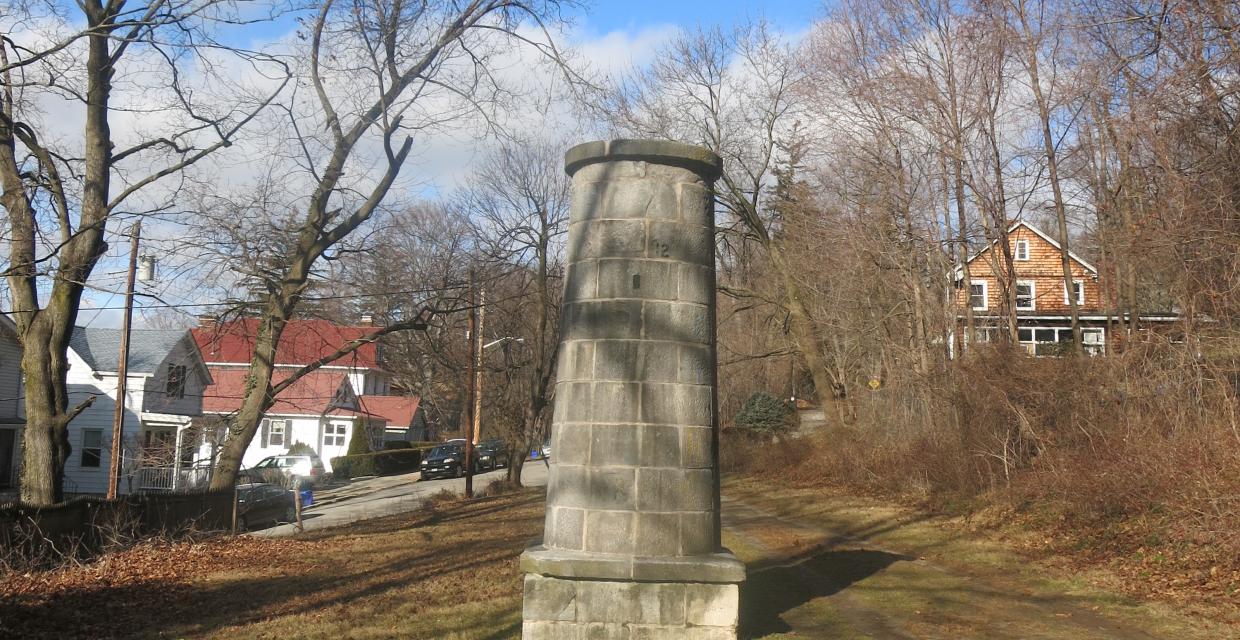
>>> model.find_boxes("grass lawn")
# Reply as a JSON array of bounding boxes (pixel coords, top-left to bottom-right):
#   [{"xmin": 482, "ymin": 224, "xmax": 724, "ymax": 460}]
[
  {"xmin": 1, "ymin": 489, "xmax": 545, "ymax": 640},
  {"xmin": 724, "ymin": 477, "xmax": 1238, "ymax": 640},
  {"xmin": 4, "ymin": 479, "xmax": 1234, "ymax": 639}
]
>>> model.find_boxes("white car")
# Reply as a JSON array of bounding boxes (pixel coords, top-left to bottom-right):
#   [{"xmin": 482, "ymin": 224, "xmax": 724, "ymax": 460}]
[{"xmin": 241, "ymin": 454, "xmax": 326, "ymax": 486}]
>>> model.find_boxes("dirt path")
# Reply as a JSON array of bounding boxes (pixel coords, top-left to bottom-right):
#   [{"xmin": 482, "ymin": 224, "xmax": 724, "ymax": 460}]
[{"xmin": 722, "ymin": 481, "xmax": 1233, "ymax": 640}]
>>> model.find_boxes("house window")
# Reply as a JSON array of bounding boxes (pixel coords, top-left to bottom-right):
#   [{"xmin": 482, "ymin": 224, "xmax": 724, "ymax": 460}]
[
  {"xmin": 81, "ymin": 429, "xmax": 103, "ymax": 468},
  {"xmin": 969, "ymin": 280, "xmax": 988, "ymax": 311},
  {"xmin": 1015, "ymin": 281, "xmax": 1035, "ymax": 310},
  {"xmin": 1014, "ymin": 240, "xmax": 1030, "ymax": 261},
  {"xmin": 324, "ymin": 422, "xmax": 348, "ymax": 447},
  {"xmin": 166, "ymin": 364, "xmax": 186, "ymax": 399},
  {"xmin": 1064, "ymin": 280, "xmax": 1084, "ymax": 305},
  {"xmin": 266, "ymin": 419, "xmax": 286, "ymax": 448}
]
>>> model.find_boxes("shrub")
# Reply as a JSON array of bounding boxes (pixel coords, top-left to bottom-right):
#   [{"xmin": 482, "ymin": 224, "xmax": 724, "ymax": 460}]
[
  {"xmin": 735, "ymin": 392, "xmax": 794, "ymax": 435},
  {"xmin": 285, "ymin": 441, "xmax": 316, "ymax": 456},
  {"xmin": 330, "ymin": 449, "xmax": 422, "ymax": 479},
  {"xmin": 382, "ymin": 440, "xmax": 412, "ymax": 450},
  {"xmin": 346, "ymin": 423, "xmax": 372, "ymax": 456}
]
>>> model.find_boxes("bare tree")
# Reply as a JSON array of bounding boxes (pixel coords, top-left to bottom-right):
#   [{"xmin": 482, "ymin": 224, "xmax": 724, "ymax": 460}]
[
  {"xmin": 205, "ymin": 0, "xmax": 575, "ymax": 490},
  {"xmin": 993, "ymin": 0, "xmax": 1084, "ymax": 352},
  {"xmin": 459, "ymin": 139, "xmax": 568, "ymax": 485},
  {"xmin": 598, "ymin": 21, "xmax": 855, "ymax": 418},
  {"xmin": 1, "ymin": 1, "xmax": 288, "ymax": 505}
]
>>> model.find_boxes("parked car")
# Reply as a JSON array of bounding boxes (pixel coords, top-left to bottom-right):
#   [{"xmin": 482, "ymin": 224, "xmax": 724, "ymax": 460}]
[
  {"xmin": 477, "ymin": 439, "xmax": 509, "ymax": 471},
  {"xmin": 420, "ymin": 442, "xmax": 466, "ymax": 480},
  {"xmin": 529, "ymin": 441, "xmax": 551, "ymax": 460},
  {"xmin": 235, "ymin": 483, "xmax": 296, "ymax": 531},
  {"xmin": 239, "ymin": 454, "xmax": 326, "ymax": 487}
]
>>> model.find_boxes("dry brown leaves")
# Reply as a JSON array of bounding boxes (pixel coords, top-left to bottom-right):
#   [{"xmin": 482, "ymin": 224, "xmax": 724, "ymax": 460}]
[{"xmin": 0, "ymin": 535, "xmax": 327, "ymax": 639}]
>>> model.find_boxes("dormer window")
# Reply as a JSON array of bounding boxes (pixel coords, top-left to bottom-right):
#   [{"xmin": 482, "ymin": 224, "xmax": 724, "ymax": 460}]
[
  {"xmin": 166, "ymin": 364, "xmax": 186, "ymax": 399},
  {"xmin": 1014, "ymin": 240, "xmax": 1030, "ymax": 261}
]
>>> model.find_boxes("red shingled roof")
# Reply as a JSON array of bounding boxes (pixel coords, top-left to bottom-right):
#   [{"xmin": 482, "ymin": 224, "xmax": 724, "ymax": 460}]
[
  {"xmin": 359, "ymin": 395, "xmax": 421, "ymax": 427},
  {"xmin": 202, "ymin": 368, "xmax": 354, "ymax": 416},
  {"xmin": 192, "ymin": 319, "xmax": 381, "ymax": 368}
]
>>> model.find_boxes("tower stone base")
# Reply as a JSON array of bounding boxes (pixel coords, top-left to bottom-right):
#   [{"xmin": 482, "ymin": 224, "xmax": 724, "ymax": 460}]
[
  {"xmin": 524, "ymin": 576, "xmax": 738, "ymax": 640},
  {"xmin": 522, "ymin": 547, "xmax": 744, "ymax": 639}
]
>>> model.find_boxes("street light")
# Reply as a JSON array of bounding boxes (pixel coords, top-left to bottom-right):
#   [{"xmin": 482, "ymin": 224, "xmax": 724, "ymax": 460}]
[
  {"xmin": 482, "ymin": 336, "xmax": 524, "ymax": 350},
  {"xmin": 472, "ymin": 336, "xmax": 524, "ymax": 448}
]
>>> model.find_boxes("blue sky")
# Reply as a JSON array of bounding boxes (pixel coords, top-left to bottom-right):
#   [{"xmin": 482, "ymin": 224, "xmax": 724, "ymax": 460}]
[
  {"xmin": 574, "ymin": 0, "xmax": 821, "ymax": 34},
  {"xmin": 67, "ymin": 0, "xmax": 829, "ymax": 328},
  {"xmin": 227, "ymin": 0, "xmax": 826, "ymax": 47}
]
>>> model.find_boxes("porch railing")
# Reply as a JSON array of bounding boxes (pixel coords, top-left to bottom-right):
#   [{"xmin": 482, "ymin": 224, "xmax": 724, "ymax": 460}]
[{"xmin": 133, "ymin": 466, "xmax": 213, "ymax": 493}]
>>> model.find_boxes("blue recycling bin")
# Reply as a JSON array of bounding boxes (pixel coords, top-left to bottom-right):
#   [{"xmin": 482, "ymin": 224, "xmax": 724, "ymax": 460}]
[{"xmin": 299, "ymin": 488, "xmax": 313, "ymax": 508}]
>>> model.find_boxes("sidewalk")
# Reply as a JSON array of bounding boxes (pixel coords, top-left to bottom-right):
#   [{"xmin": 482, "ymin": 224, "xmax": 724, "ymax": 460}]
[{"xmin": 255, "ymin": 462, "xmax": 549, "ymax": 537}]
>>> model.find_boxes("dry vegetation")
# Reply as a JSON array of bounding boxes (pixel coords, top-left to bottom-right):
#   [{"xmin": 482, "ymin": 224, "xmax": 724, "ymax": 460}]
[
  {"xmin": 0, "ymin": 490, "xmax": 545, "ymax": 639},
  {"xmin": 723, "ymin": 345, "xmax": 1240, "ymax": 613}
]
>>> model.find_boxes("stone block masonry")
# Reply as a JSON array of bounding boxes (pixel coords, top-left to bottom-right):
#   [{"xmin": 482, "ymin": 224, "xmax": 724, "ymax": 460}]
[
  {"xmin": 522, "ymin": 140, "xmax": 745, "ymax": 639},
  {"xmin": 523, "ymin": 575, "xmax": 739, "ymax": 639}
]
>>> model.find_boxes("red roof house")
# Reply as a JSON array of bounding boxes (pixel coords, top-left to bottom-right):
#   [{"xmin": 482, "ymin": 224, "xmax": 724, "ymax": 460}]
[
  {"xmin": 192, "ymin": 318, "xmax": 381, "ymax": 368},
  {"xmin": 188, "ymin": 317, "xmax": 429, "ymax": 470}
]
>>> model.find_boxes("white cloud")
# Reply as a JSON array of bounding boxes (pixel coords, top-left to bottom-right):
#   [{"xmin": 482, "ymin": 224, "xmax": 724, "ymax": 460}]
[{"xmin": 17, "ymin": 12, "xmax": 679, "ymax": 328}]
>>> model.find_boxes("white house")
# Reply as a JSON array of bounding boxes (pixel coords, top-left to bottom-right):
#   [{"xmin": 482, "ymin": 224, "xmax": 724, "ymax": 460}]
[
  {"xmin": 189, "ymin": 317, "xmax": 422, "ymax": 473},
  {"xmin": 0, "ymin": 315, "xmax": 24, "ymax": 491},
  {"xmin": 60, "ymin": 327, "xmax": 213, "ymax": 494},
  {"xmin": 195, "ymin": 368, "xmax": 382, "ymax": 472}
]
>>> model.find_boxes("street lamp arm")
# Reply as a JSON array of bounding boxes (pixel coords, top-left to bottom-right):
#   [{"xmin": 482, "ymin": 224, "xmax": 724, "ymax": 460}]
[{"xmin": 483, "ymin": 336, "xmax": 524, "ymax": 350}]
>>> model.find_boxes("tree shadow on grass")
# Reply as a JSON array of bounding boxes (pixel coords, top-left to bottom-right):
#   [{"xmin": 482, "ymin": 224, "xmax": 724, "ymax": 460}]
[
  {"xmin": 1, "ymin": 491, "xmax": 546, "ymax": 640},
  {"xmin": 741, "ymin": 545, "xmax": 913, "ymax": 638}
]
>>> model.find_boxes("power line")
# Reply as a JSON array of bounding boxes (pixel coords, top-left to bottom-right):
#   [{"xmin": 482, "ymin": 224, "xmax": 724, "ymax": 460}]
[{"xmin": 1, "ymin": 281, "xmax": 470, "ymax": 315}]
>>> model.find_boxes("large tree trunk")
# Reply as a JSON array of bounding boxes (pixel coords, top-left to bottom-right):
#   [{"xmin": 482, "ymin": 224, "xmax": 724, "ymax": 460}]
[
  {"xmin": 769, "ymin": 245, "xmax": 840, "ymax": 421},
  {"xmin": 19, "ymin": 336, "xmax": 71, "ymax": 504},
  {"xmin": 209, "ymin": 313, "xmax": 288, "ymax": 489},
  {"xmin": 4, "ymin": 5, "xmax": 115, "ymax": 505}
]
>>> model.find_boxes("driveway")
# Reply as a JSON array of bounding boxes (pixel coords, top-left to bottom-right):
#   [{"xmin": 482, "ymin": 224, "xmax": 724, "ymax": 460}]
[{"xmin": 252, "ymin": 460, "xmax": 550, "ymax": 537}]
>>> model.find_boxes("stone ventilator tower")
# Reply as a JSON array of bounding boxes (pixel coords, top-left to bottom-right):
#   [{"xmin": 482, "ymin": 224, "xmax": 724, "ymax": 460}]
[{"xmin": 521, "ymin": 140, "xmax": 745, "ymax": 639}]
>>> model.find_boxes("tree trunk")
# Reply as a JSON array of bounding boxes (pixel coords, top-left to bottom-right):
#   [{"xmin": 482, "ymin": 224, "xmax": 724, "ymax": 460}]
[
  {"xmin": 508, "ymin": 448, "xmax": 527, "ymax": 486},
  {"xmin": 1021, "ymin": 7, "xmax": 1082, "ymax": 353},
  {"xmin": 19, "ymin": 337, "xmax": 71, "ymax": 505},
  {"xmin": 5, "ymin": 5, "xmax": 116, "ymax": 505},
  {"xmin": 209, "ymin": 314, "xmax": 288, "ymax": 489},
  {"xmin": 769, "ymin": 245, "xmax": 839, "ymax": 420}
]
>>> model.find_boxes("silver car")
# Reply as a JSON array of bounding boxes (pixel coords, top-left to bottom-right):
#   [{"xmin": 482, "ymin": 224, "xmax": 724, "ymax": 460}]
[{"xmin": 241, "ymin": 454, "xmax": 326, "ymax": 487}]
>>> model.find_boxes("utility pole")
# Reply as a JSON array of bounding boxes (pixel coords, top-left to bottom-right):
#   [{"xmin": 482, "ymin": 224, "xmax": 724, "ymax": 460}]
[
  {"xmin": 472, "ymin": 289, "xmax": 486, "ymax": 447},
  {"xmin": 463, "ymin": 269, "xmax": 476, "ymax": 499},
  {"xmin": 107, "ymin": 221, "xmax": 141, "ymax": 500}
]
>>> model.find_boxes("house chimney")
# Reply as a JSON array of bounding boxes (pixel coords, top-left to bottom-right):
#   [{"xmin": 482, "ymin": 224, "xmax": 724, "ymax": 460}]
[{"xmin": 360, "ymin": 314, "xmax": 374, "ymax": 326}]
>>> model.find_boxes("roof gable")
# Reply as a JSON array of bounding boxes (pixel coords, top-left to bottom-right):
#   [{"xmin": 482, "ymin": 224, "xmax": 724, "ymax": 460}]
[
  {"xmin": 201, "ymin": 368, "xmax": 356, "ymax": 416},
  {"xmin": 954, "ymin": 221, "xmax": 1097, "ymax": 278}
]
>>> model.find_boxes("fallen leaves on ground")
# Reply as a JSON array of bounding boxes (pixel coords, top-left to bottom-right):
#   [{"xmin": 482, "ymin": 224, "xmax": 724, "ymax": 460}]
[
  {"xmin": 0, "ymin": 489, "xmax": 543, "ymax": 640},
  {"xmin": 0, "ymin": 536, "xmax": 327, "ymax": 639}
]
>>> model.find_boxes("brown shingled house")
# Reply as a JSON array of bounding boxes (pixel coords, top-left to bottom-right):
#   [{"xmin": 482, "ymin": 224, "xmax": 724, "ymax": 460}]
[{"xmin": 952, "ymin": 221, "xmax": 1176, "ymax": 355}]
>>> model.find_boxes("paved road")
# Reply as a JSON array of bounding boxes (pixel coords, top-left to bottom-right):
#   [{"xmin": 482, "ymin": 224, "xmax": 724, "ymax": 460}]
[{"xmin": 252, "ymin": 460, "xmax": 550, "ymax": 537}]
